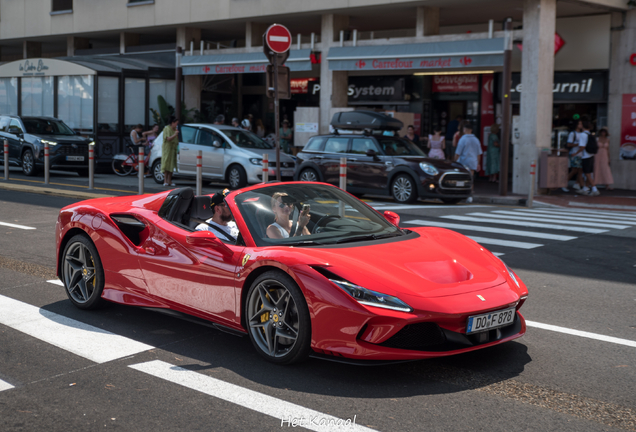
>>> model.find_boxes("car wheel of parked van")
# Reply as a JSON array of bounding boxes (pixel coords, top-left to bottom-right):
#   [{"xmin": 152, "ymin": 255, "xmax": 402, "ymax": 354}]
[{"xmin": 228, "ymin": 165, "xmax": 247, "ymax": 189}]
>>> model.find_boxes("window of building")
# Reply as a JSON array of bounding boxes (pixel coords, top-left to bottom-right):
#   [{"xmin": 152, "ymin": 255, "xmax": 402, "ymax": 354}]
[
  {"xmin": 149, "ymin": 79, "xmax": 176, "ymax": 122},
  {"xmin": 0, "ymin": 78, "xmax": 18, "ymax": 116},
  {"xmin": 124, "ymin": 77, "xmax": 146, "ymax": 132},
  {"xmin": 57, "ymin": 75, "xmax": 94, "ymax": 132},
  {"xmin": 98, "ymin": 76, "xmax": 119, "ymax": 133},
  {"xmin": 21, "ymin": 77, "xmax": 54, "ymax": 118},
  {"xmin": 52, "ymin": 0, "xmax": 73, "ymax": 12}
]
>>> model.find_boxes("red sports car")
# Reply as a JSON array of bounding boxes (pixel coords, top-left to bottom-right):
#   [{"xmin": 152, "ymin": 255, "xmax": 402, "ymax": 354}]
[{"xmin": 56, "ymin": 182, "xmax": 528, "ymax": 364}]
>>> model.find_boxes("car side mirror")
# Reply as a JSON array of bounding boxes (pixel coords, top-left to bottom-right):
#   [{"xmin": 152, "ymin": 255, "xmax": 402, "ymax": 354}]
[
  {"xmin": 383, "ymin": 210, "xmax": 400, "ymax": 227},
  {"xmin": 213, "ymin": 140, "xmax": 222, "ymax": 148},
  {"xmin": 186, "ymin": 230, "xmax": 232, "ymax": 253},
  {"xmin": 366, "ymin": 149, "xmax": 380, "ymax": 160}
]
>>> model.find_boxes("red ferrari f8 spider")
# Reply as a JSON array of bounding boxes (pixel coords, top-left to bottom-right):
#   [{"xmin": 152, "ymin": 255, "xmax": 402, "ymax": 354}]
[{"xmin": 56, "ymin": 182, "xmax": 528, "ymax": 364}]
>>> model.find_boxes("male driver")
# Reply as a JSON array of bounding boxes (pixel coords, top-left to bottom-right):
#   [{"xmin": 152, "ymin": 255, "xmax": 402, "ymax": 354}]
[
  {"xmin": 575, "ymin": 121, "xmax": 600, "ymax": 196},
  {"xmin": 195, "ymin": 189, "xmax": 239, "ymax": 242}
]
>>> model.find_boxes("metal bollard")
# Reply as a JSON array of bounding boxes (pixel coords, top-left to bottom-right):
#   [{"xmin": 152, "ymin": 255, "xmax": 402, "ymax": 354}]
[
  {"xmin": 88, "ymin": 142, "xmax": 95, "ymax": 190},
  {"xmin": 44, "ymin": 143, "xmax": 50, "ymax": 185},
  {"xmin": 138, "ymin": 147, "xmax": 145, "ymax": 195},
  {"xmin": 196, "ymin": 150, "xmax": 202, "ymax": 196},
  {"xmin": 339, "ymin": 157, "xmax": 347, "ymax": 217},
  {"xmin": 262, "ymin": 153, "xmax": 269, "ymax": 183},
  {"xmin": 528, "ymin": 159, "xmax": 536, "ymax": 208},
  {"xmin": 3, "ymin": 140, "xmax": 8, "ymax": 180}
]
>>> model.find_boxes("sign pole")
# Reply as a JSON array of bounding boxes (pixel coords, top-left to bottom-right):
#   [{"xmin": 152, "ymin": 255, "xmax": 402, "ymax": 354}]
[
  {"xmin": 273, "ymin": 57, "xmax": 281, "ymax": 181},
  {"xmin": 499, "ymin": 18, "xmax": 513, "ymax": 197}
]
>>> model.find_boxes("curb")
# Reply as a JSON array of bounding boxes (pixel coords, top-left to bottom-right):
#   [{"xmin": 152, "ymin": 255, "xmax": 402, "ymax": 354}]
[{"xmin": 0, "ymin": 182, "xmax": 114, "ymax": 200}]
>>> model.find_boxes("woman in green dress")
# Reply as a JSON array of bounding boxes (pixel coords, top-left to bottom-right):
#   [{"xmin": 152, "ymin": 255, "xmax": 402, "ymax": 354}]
[
  {"xmin": 485, "ymin": 123, "xmax": 500, "ymax": 183},
  {"xmin": 161, "ymin": 116, "xmax": 180, "ymax": 187}
]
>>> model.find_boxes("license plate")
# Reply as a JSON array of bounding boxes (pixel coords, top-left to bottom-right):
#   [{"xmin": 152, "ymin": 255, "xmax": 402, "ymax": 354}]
[
  {"xmin": 66, "ymin": 156, "xmax": 84, "ymax": 161},
  {"xmin": 456, "ymin": 181, "xmax": 465, "ymax": 187},
  {"xmin": 466, "ymin": 307, "xmax": 515, "ymax": 334},
  {"xmin": 281, "ymin": 169, "xmax": 294, "ymax": 176}
]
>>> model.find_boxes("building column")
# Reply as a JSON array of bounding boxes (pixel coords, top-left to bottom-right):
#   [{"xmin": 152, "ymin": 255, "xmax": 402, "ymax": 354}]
[
  {"xmin": 67, "ymin": 36, "xmax": 89, "ymax": 57},
  {"xmin": 320, "ymin": 14, "xmax": 349, "ymax": 134},
  {"xmin": 608, "ymin": 10, "xmax": 636, "ymax": 190},
  {"xmin": 177, "ymin": 27, "xmax": 203, "ymax": 112},
  {"xmin": 416, "ymin": 6, "xmax": 440, "ymax": 37},
  {"xmin": 120, "ymin": 33, "xmax": 140, "ymax": 55},
  {"xmin": 514, "ymin": 0, "xmax": 556, "ymax": 194},
  {"xmin": 23, "ymin": 41, "xmax": 41, "ymax": 59},
  {"xmin": 246, "ymin": 21, "xmax": 268, "ymax": 48}
]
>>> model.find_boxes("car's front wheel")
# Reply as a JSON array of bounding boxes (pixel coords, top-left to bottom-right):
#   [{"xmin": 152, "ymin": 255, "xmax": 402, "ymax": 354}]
[
  {"xmin": 391, "ymin": 174, "xmax": 418, "ymax": 204},
  {"xmin": 299, "ymin": 168, "xmax": 319, "ymax": 182},
  {"xmin": 22, "ymin": 149, "xmax": 38, "ymax": 176},
  {"xmin": 61, "ymin": 234, "xmax": 105, "ymax": 310},
  {"xmin": 227, "ymin": 165, "xmax": 247, "ymax": 189},
  {"xmin": 245, "ymin": 271, "xmax": 311, "ymax": 364},
  {"xmin": 152, "ymin": 160, "xmax": 164, "ymax": 184}
]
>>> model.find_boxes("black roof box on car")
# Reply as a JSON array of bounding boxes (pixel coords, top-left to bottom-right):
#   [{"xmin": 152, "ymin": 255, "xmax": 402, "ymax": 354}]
[{"xmin": 331, "ymin": 110, "xmax": 403, "ymax": 132}]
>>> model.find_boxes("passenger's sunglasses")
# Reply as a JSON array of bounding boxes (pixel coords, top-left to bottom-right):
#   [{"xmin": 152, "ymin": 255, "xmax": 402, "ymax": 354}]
[{"xmin": 278, "ymin": 202, "xmax": 294, "ymax": 208}]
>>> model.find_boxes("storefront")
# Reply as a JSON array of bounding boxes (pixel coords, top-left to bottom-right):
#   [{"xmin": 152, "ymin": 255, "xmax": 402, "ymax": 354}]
[{"xmin": 0, "ymin": 56, "xmax": 175, "ymax": 165}]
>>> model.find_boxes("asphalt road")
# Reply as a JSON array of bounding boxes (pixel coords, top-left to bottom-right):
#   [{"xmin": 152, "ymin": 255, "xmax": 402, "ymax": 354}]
[{"xmin": 0, "ymin": 188, "xmax": 635, "ymax": 432}]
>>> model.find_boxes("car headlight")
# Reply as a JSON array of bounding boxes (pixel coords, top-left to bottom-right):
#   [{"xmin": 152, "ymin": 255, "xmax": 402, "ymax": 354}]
[
  {"xmin": 419, "ymin": 162, "xmax": 438, "ymax": 176},
  {"xmin": 39, "ymin": 139, "xmax": 57, "ymax": 146},
  {"xmin": 249, "ymin": 158, "xmax": 262, "ymax": 165},
  {"xmin": 497, "ymin": 257, "xmax": 520, "ymax": 288},
  {"xmin": 329, "ymin": 279, "xmax": 412, "ymax": 312}
]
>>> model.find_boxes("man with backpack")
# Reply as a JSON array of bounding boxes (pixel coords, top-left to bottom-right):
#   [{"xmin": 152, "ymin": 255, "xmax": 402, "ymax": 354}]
[{"xmin": 574, "ymin": 120, "xmax": 599, "ymax": 196}]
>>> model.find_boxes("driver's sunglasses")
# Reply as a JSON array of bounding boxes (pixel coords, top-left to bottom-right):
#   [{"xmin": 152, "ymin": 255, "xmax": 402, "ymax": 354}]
[{"xmin": 278, "ymin": 202, "xmax": 294, "ymax": 208}]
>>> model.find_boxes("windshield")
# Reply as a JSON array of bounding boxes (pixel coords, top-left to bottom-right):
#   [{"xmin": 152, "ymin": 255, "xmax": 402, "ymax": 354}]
[
  {"xmin": 23, "ymin": 118, "xmax": 76, "ymax": 136},
  {"xmin": 235, "ymin": 184, "xmax": 404, "ymax": 247},
  {"xmin": 376, "ymin": 137, "xmax": 426, "ymax": 156},
  {"xmin": 223, "ymin": 129, "xmax": 272, "ymax": 149}
]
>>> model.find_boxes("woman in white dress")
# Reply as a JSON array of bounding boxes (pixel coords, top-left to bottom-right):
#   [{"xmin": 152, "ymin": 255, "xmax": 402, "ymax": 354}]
[{"xmin": 266, "ymin": 192, "xmax": 311, "ymax": 238}]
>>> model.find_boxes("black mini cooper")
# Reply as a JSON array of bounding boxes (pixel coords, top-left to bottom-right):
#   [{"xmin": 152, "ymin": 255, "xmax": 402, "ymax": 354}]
[
  {"xmin": 294, "ymin": 111, "xmax": 472, "ymax": 204},
  {"xmin": 0, "ymin": 116, "xmax": 92, "ymax": 176}
]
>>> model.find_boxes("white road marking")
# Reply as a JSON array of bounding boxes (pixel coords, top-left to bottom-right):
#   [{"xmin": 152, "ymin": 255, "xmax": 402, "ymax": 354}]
[
  {"xmin": 466, "ymin": 236, "xmax": 543, "ymax": 249},
  {"xmin": 0, "ymin": 221, "xmax": 36, "ymax": 230},
  {"xmin": 492, "ymin": 252, "xmax": 505, "ymax": 257},
  {"xmin": 497, "ymin": 210, "xmax": 636, "ymax": 225},
  {"xmin": 566, "ymin": 202, "xmax": 636, "ymax": 211},
  {"xmin": 0, "ymin": 378, "xmax": 14, "ymax": 392},
  {"xmin": 515, "ymin": 208, "xmax": 636, "ymax": 222},
  {"xmin": 130, "ymin": 360, "xmax": 375, "ymax": 432},
  {"xmin": 46, "ymin": 279, "xmax": 64, "ymax": 286},
  {"xmin": 406, "ymin": 220, "xmax": 577, "ymax": 241},
  {"xmin": 526, "ymin": 321, "xmax": 636, "ymax": 349},
  {"xmin": 369, "ymin": 203, "xmax": 488, "ymax": 210},
  {"xmin": 0, "ymin": 295, "xmax": 154, "ymax": 363},
  {"xmin": 537, "ymin": 208, "xmax": 636, "ymax": 220},
  {"xmin": 466, "ymin": 212, "xmax": 630, "ymax": 229},
  {"xmin": 441, "ymin": 215, "xmax": 608, "ymax": 234}
]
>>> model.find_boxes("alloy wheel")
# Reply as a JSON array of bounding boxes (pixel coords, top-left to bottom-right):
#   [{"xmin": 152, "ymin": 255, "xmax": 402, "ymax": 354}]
[
  {"xmin": 22, "ymin": 150, "xmax": 34, "ymax": 175},
  {"xmin": 63, "ymin": 242, "xmax": 97, "ymax": 305},
  {"xmin": 229, "ymin": 168, "xmax": 240, "ymax": 188},
  {"xmin": 392, "ymin": 176, "xmax": 413, "ymax": 202},
  {"xmin": 300, "ymin": 169, "xmax": 318, "ymax": 182}
]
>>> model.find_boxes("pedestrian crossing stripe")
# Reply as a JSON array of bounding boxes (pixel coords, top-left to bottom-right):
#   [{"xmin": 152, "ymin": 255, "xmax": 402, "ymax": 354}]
[
  {"xmin": 440, "ymin": 215, "xmax": 608, "ymax": 234},
  {"xmin": 466, "ymin": 212, "xmax": 630, "ymax": 230},
  {"xmin": 404, "ymin": 220, "xmax": 577, "ymax": 241},
  {"xmin": 518, "ymin": 208, "xmax": 636, "ymax": 222},
  {"xmin": 0, "ymin": 378, "xmax": 14, "ymax": 392},
  {"xmin": 495, "ymin": 210, "xmax": 636, "ymax": 226},
  {"xmin": 466, "ymin": 236, "xmax": 543, "ymax": 249},
  {"xmin": 542, "ymin": 207, "xmax": 636, "ymax": 218}
]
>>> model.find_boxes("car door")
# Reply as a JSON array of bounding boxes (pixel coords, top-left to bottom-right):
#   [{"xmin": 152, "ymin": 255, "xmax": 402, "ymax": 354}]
[
  {"xmin": 177, "ymin": 125, "xmax": 199, "ymax": 174},
  {"xmin": 346, "ymin": 137, "xmax": 390, "ymax": 191},
  {"xmin": 321, "ymin": 137, "xmax": 350, "ymax": 185},
  {"xmin": 197, "ymin": 128, "xmax": 225, "ymax": 177},
  {"xmin": 7, "ymin": 118, "xmax": 25, "ymax": 162},
  {"xmin": 137, "ymin": 218, "xmax": 244, "ymax": 325}
]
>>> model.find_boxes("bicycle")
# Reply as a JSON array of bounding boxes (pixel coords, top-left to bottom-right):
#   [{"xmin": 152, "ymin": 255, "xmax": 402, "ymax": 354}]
[{"xmin": 111, "ymin": 144, "xmax": 151, "ymax": 177}]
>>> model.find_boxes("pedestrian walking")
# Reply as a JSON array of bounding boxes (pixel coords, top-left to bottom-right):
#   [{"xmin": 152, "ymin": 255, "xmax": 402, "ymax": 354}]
[
  {"xmin": 404, "ymin": 125, "xmax": 420, "ymax": 147},
  {"xmin": 231, "ymin": 117, "xmax": 240, "ymax": 128},
  {"xmin": 446, "ymin": 115, "xmax": 462, "ymax": 160},
  {"xmin": 485, "ymin": 123, "xmax": 500, "ymax": 182},
  {"xmin": 280, "ymin": 120, "xmax": 293, "ymax": 153},
  {"xmin": 214, "ymin": 115, "xmax": 225, "ymax": 125},
  {"xmin": 451, "ymin": 120, "xmax": 466, "ymax": 161},
  {"xmin": 427, "ymin": 126, "xmax": 445, "ymax": 159},
  {"xmin": 255, "ymin": 119, "xmax": 266, "ymax": 138},
  {"xmin": 241, "ymin": 119, "xmax": 251, "ymax": 131},
  {"xmin": 594, "ymin": 128, "xmax": 614, "ymax": 190},
  {"xmin": 454, "ymin": 121, "xmax": 482, "ymax": 182},
  {"xmin": 562, "ymin": 120, "xmax": 583, "ymax": 192},
  {"xmin": 161, "ymin": 116, "xmax": 179, "ymax": 187},
  {"xmin": 575, "ymin": 120, "xmax": 600, "ymax": 196}
]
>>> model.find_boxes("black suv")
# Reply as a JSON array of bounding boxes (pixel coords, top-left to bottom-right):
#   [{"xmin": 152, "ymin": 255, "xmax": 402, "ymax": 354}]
[
  {"xmin": 0, "ymin": 116, "xmax": 92, "ymax": 176},
  {"xmin": 294, "ymin": 111, "xmax": 472, "ymax": 204}
]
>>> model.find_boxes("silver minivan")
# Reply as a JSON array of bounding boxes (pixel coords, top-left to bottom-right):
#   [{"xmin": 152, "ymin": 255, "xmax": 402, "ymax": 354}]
[{"xmin": 148, "ymin": 123, "xmax": 296, "ymax": 189}]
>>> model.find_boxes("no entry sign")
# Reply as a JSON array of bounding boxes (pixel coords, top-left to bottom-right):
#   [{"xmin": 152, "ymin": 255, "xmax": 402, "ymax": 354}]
[{"xmin": 265, "ymin": 24, "xmax": 291, "ymax": 54}]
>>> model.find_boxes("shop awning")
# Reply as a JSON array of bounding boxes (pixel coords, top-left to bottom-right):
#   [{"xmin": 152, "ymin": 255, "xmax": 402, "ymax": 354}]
[
  {"xmin": 180, "ymin": 49, "xmax": 312, "ymax": 75},
  {"xmin": 327, "ymin": 38, "xmax": 504, "ymax": 71}
]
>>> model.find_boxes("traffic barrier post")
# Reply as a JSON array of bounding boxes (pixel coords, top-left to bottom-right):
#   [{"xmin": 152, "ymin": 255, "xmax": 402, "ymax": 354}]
[
  {"xmin": 196, "ymin": 150, "xmax": 202, "ymax": 196},
  {"xmin": 3, "ymin": 140, "xmax": 8, "ymax": 180},
  {"xmin": 138, "ymin": 147, "xmax": 145, "ymax": 195},
  {"xmin": 44, "ymin": 143, "xmax": 50, "ymax": 185},
  {"xmin": 262, "ymin": 153, "xmax": 269, "ymax": 183},
  {"xmin": 528, "ymin": 159, "xmax": 536, "ymax": 208},
  {"xmin": 88, "ymin": 142, "xmax": 95, "ymax": 190},
  {"xmin": 339, "ymin": 157, "xmax": 347, "ymax": 217}
]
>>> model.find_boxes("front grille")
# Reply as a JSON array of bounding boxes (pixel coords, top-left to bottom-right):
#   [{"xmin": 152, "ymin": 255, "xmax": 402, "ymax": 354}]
[
  {"xmin": 56, "ymin": 145, "xmax": 87, "ymax": 155},
  {"xmin": 440, "ymin": 172, "xmax": 472, "ymax": 189},
  {"xmin": 379, "ymin": 322, "xmax": 447, "ymax": 350},
  {"xmin": 281, "ymin": 161, "xmax": 295, "ymax": 169}
]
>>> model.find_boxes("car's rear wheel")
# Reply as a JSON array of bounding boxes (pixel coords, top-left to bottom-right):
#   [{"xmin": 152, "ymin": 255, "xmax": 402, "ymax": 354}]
[
  {"xmin": 61, "ymin": 234, "xmax": 105, "ymax": 310},
  {"xmin": 440, "ymin": 198, "xmax": 462, "ymax": 204},
  {"xmin": 299, "ymin": 168, "xmax": 319, "ymax": 182},
  {"xmin": 227, "ymin": 165, "xmax": 247, "ymax": 189},
  {"xmin": 245, "ymin": 271, "xmax": 311, "ymax": 364},
  {"xmin": 391, "ymin": 174, "xmax": 418, "ymax": 204},
  {"xmin": 22, "ymin": 149, "xmax": 38, "ymax": 176},
  {"xmin": 152, "ymin": 160, "xmax": 164, "ymax": 184}
]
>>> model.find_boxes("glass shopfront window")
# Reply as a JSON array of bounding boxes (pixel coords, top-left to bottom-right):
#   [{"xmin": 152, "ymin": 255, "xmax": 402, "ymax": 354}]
[
  {"xmin": 97, "ymin": 76, "xmax": 119, "ymax": 133},
  {"xmin": 149, "ymin": 79, "xmax": 176, "ymax": 120},
  {"xmin": 21, "ymin": 77, "xmax": 54, "ymax": 117},
  {"xmin": 124, "ymin": 77, "xmax": 145, "ymax": 132},
  {"xmin": 0, "ymin": 78, "xmax": 18, "ymax": 116},
  {"xmin": 58, "ymin": 75, "xmax": 94, "ymax": 132}
]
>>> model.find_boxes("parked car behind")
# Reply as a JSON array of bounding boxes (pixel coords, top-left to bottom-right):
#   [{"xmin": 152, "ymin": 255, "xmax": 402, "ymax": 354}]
[
  {"xmin": 0, "ymin": 116, "xmax": 92, "ymax": 176},
  {"xmin": 148, "ymin": 123, "xmax": 296, "ymax": 189}
]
